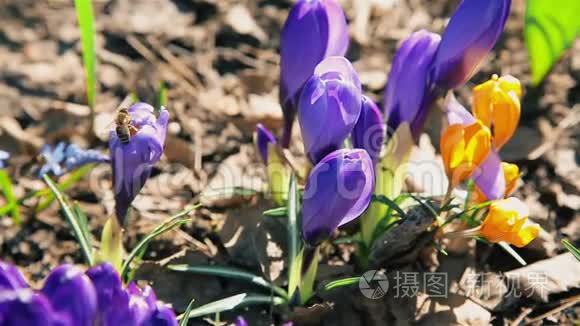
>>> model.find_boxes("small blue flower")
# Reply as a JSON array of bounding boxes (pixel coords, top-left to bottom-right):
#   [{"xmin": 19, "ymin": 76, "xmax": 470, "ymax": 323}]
[
  {"xmin": 38, "ymin": 142, "xmax": 67, "ymax": 177},
  {"xmin": 0, "ymin": 150, "xmax": 9, "ymax": 169},
  {"xmin": 64, "ymin": 144, "xmax": 110, "ymax": 171}
]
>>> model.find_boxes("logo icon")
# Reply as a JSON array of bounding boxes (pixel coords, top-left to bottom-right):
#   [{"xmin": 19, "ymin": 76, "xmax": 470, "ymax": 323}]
[{"xmin": 359, "ymin": 270, "xmax": 389, "ymax": 299}]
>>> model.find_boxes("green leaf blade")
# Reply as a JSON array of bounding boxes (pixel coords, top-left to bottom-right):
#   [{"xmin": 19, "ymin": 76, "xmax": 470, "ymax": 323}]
[
  {"xmin": 525, "ymin": 0, "xmax": 580, "ymax": 85},
  {"xmin": 74, "ymin": 0, "xmax": 97, "ymax": 109}
]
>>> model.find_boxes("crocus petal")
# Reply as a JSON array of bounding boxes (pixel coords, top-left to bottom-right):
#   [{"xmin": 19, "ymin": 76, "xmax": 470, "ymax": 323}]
[
  {"xmin": 255, "ymin": 123, "xmax": 277, "ymax": 164},
  {"xmin": 41, "ymin": 264, "xmax": 97, "ymax": 326},
  {"xmin": 444, "ymin": 93, "xmax": 505, "ymax": 197},
  {"xmin": 110, "ymin": 103, "xmax": 169, "ymax": 225},
  {"xmin": 473, "ymin": 74, "xmax": 522, "ymax": 149},
  {"xmin": 235, "ymin": 316, "xmax": 248, "ymax": 326},
  {"xmin": 0, "ymin": 262, "xmax": 28, "ymax": 291},
  {"xmin": 302, "ymin": 149, "xmax": 374, "ymax": 245},
  {"xmin": 279, "ymin": 0, "xmax": 349, "ymax": 147},
  {"xmin": 0, "ymin": 289, "xmax": 57, "ymax": 326},
  {"xmin": 480, "ymin": 197, "xmax": 539, "ymax": 247},
  {"xmin": 143, "ymin": 303, "xmax": 178, "ymax": 326},
  {"xmin": 383, "ymin": 30, "xmax": 441, "ymax": 138},
  {"xmin": 351, "ymin": 95, "xmax": 385, "ymax": 165},
  {"xmin": 472, "ymin": 150, "xmax": 506, "ymax": 201},
  {"xmin": 432, "ymin": 0, "xmax": 511, "ymax": 89},
  {"xmin": 86, "ymin": 263, "xmax": 123, "ymax": 314},
  {"xmin": 298, "ymin": 56, "xmax": 362, "ymax": 163}
]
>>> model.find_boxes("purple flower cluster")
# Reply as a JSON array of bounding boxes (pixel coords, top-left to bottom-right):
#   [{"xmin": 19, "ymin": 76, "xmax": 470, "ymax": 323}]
[
  {"xmin": 272, "ymin": 0, "xmax": 511, "ymax": 245},
  {"xmin": 385, "ymin": 0, "xmax": 511, "ymax": 138},
  {"xmin": 0, "ymin": 261, "xmax": 177, "ymax": 326}
]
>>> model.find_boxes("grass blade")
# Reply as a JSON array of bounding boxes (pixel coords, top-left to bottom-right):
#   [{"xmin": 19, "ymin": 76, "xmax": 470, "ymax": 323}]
[
  {"xmin": 156, "ymin": 81, "xmax": 168, "ymax": 111},
  {"xmin": 372, "ymin": 195, "xmax": 406, "ymax": 218},
  {"xmin": 322, "ymin": 277, "xmax": 361, "ymax": 292},
  {"xmin": 121, "ymin": 206, "xmax": 198, "ymax": 280},
  {"xmin": 168, "ymin": 264, "xmax": 287, "ymax": 299},
  {"xmin": 178, "ymin": 297, "xmax": 196, "ymax": 326},
  {"xmin": 179, "ymin": 293, "xmax": 247, "ymax": 320},
  {"xmin": 498, "ymin": 242, "xmax": 527, "ymax": 266},
  {"xmin": 43, "ymin": 174, "xmax": 93, "ymax": 265},
  {"xmin": 74, "ymin": 0, "xmax": 97, "ymax": 110},
  {"xmin": 562, "ymin": 239, "xmax": 580, "ymax": 262},
  {"xmin": 0, "ymin": 170, "xmax": 20, "ymax": 224},
  {"xmin": 263, "ymin": 206, "xmax": 287, "ymax": 218},
  {"xmin": 286, "ymin": 174, "xmax": 300, "ymax": 297},
  {"xmin": 35, "ymin": 164, "xmax": 94, "ymax": 212}
]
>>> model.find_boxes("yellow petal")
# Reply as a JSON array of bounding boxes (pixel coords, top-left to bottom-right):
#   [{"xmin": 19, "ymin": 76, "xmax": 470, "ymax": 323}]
[
  {"xmin": 492, "ymin": 91, "xmax": 521, "ymax": 149},
  {"xmin": 509, "ymin": 221, "xmax": 540, "ymax": 247},
  {"xmin": 473, "ymin": 80, "xmax": 494, "ymax": 127},
  {"xmin": 502, "ymin": 162, "xmax": 520, "ymax": 196},
  {"xmin": 441, "ymin": 124, "xmax": 466, "ymax": 178},
  {"xmin": 498, "ymin": 75, "xmax": 522, "ymax": 99},
  {"xmin": 464, "ymin": 121, "xmax": 491, "ymax": 167}
]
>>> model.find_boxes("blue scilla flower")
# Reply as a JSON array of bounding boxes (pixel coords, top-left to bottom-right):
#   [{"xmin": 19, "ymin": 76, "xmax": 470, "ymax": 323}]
[
  {"xmin": 64, "ymin": 144, "xmax": 110, "ymax": 171},
  {"xmin": 0, "ymin": 150, "xmax": 9, "ymax": 169},
  {"xmin": 38, "ymin": 142, "xmax": 67, "ymax": 177}
]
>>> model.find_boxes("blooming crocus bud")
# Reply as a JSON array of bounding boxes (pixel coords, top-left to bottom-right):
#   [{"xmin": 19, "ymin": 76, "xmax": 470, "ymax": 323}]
[
  {"xmin": 432, "ymin": 0, "xmax": 511, "ymax": 89},
  {"xmin": 302, "ymin": 149, "xmax": 374, "ymax": 245},
  {"xmin": 0, "ymin": 262, "xmax": 27, "ymax": 291},
  {"xmin": 298, "ymin": 56, "xmax": 362, "ymax": 164},
  {"xmin": 255, "ymin": 123, "xmax": 276, "ymax": 164},
  {"xmin": 473, "ymin": 74, "xmax": 521, "ymax": 149},
  {"xmin": 351, "ymin": 96, "xmax": 385, "ymax": 165},
  {"xmin": 41, "ymin": 264, "xmax": 98, "ymax": 326},
  {"xmin": 109, "ymin": 102, "xmax": 169, "ymax": 225},
  {"xmin": 440, "ymin": 121, "xmax": 491, "ymax": 187},
  {"xmin": 473, "ymin": 162, "xmax": 520, "ymax": 202},
  {"xmin": 479, "ymin": 197, "xmax": 540, "ymax": 247},
  {"xmin": 0, "ymin": 150, "xmax": 9, "ymax": 169},
  {"xmin": 38, "ymin": 142, "xmax": 66, "ymax": 177},
  {"xmin": 0, "ymin": 289, "xmax": 55, "ymax": 326},
  {"xmin": 279, "ymin": 0, "xmax": 349, "ymax": 147},
  {"xmin": 383, "ymin": 30, "xmax": 441, "ymax": 139}
]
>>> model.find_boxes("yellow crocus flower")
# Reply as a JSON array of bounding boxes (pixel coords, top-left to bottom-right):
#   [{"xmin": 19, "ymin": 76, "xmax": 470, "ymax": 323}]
[
  {"xmin": 473, "ymin": 74, "xmax": 522, "ymax": 149},
  {"xmin": 441, "ymin": 121, "xmax": 492, "ymax": 187},
  {"xmin": 480, "ymin": 197, "xmax": 540, "ymax": 247}
]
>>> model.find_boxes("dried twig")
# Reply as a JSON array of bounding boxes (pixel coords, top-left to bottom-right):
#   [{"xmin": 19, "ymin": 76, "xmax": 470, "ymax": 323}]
[{"xmin": 523, "ymin": 294, "xmax": 580, "ymax": 325}]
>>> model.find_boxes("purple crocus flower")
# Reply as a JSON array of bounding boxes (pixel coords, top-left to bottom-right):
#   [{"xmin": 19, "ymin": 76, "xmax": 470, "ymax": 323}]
[
  {"xmin": 432, "ymin": 0, "xmax": 511, "ymax": 89},
  {"xmin": 298, "ymin": 56, "xmax": 362, "ymax": 164},
  {"xmin": 279, "ymin": 0, "xmax": 349, "ymax": 147},
  {"xmin": 235, "ymin": 316, "xmax": 248, "ymax": 326},
  {"xmin": 255, "ymin": 123, "xmax": 277, "ymax": 164},
  {"xmin": 109, "ymin": 102, "xmax": 169, "ymax": 225},
  {"xmin": 38, "ymin": 142, "xmax": 67, "ymax": 177},
  {"xmin": 302, "ymin": 149, "xmax": 374, "ymax": 245},
  {"xmin": 0, "ymin": 262, "xmax": 27, "ymax": 291},
  {"xmin": 383, "ymin": 30, "xmax": 440, "ymax": 139},
  {"xmin": 0, "ymin": 151, "xmax": 9, "ymax": 169},
  {"xmin": 444, "ymin": 93, "xmax": 505, "ymax": 200},
  {"xmin": 41, "ymin": 265, "xmax": 98, "ymax": 326},
  {"xmin": 0, "ymin": 261, "xmax": 178, "ymax": 326},
  {"xmin": 351, "ymin": 96, "xmax": 385, "ymax": 165},
  {"xmin": 64, "ymin": 144, "xmax": 110, "ymax": 171}
]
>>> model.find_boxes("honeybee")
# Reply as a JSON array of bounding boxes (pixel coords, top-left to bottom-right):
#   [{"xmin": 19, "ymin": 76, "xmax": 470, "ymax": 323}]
[{"xmin": 115, "ymin": 108, "xmax": 139, "ymax": 144}]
